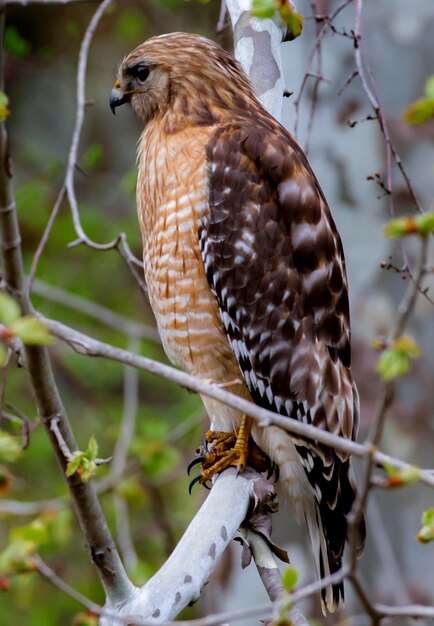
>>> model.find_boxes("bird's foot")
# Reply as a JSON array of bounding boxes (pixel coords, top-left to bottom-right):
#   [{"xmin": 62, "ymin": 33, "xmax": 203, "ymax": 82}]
[{"xmin": 188, "ymin": 416, "xmax": 273, "ymax": 492}]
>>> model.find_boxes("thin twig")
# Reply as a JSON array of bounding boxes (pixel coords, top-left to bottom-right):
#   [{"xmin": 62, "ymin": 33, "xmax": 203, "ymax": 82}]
[
  {"xmin": 34, "ymin": 554, "xmax": 103, "ymax": 614},
  {"xmin": 65, "ymin": 0, "xmax": 118, "ymax": 252},
  {"xmin": 27, "ymin": 186, "xmax": 66, "ymax": 295},
  {"xmin": 32, "ymin": 278, "xmax": 159, "ymax": 342},
  {"xmin": 62, "ymin": 0, "xmax": 149, "ymax": 300},
  {"xmin": 353, "ymin": 0, "xmax": 421, "ymax": 214},
  {"xmin": 293, "ymin": 0, "xmax": 352, "ymax": 138}
]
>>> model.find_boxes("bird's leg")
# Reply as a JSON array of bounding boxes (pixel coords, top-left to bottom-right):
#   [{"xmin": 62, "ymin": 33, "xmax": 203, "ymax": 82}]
[{"xmin": 189, "ymin": 416, "xmax": 271, "ymax": 491}]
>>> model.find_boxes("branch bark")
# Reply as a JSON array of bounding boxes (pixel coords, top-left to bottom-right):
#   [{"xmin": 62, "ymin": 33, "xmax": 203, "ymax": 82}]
[{"xmin": 100, "ymin": 470, "xmax": 257, "ymax": 625}]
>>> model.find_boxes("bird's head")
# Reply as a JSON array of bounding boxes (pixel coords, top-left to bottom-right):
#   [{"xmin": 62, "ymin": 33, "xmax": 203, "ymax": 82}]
[{"xmin": 109, "ymin": 32, "xmax": 256, "ymax": 130}]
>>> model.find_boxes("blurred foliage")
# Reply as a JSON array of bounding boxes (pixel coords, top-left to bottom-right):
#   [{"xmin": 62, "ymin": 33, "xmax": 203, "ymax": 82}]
[
  {"xmin": 384, "ymin": 211, "xmax": 434, "ymax": 238},
  {"xmin": 281, "ymin": 565, "xmax": 298, "ymax": 592},
  {"xmin": 418, "ymin": 508, "xmax": 434, "ymax": 543},
  {"xmin": 251, "ymin": 0, "xmax": 303, "ymax": 38},
  {"xmin": 403, "ymin": 75, "xmax": 434, "ymax": 125},
  {"xmin": 0, "ymin": 91, "xmax": 10, "ymax": 121},
  {"xmin": 0, "ymin": 0, "xmax": 218, "ymax": 623},
  {"xmin": 382, "ymin": 463, "xmax": 420, "ymax": 489},
  {"xmin": 375, "ymin": 335, "xmax": 421, "ymax": 381}
]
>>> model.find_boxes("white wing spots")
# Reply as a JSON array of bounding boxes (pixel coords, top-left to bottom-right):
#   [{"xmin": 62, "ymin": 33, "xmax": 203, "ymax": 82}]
[
  {"xmin": 222, "ymin": 311, "xmax": 237, "ymax": 333},
  {"xmin": 243, "ymin": 369, "xmax": 251, "ymax": 387},
  {"xmin": 257, "ymin": 378, "xmax": 266, "ymax": 397},
  {"xmin": 236, "ymin": 339, "xmax": 249, "ymax": 361},
  {"xmin": 274, "ymin": 396, "xmax": 284, "ymax": 413},
  {"xmin": 226, "ymin": 295, "xmax": 236, "ymax": 309},
  {"xmin": 266, "ymin": 385, "xmax": 274, "ymax": 405},
  {"xmin": 285, "ymin": 400, "xmax": 293, "ymax": 415},
  {"xmin": 247, "ymin": 368, "xmax": 258, "ymax": 390}
]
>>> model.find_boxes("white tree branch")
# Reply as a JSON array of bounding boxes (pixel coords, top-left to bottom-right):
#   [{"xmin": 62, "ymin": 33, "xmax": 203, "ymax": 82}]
[
  {"xmin": 100, "ymin": 469, "xmax": 257, "ymax": 625},
  {"xmin": 226, "ymin": 0, "xmax": 289, "ymax": 120}
]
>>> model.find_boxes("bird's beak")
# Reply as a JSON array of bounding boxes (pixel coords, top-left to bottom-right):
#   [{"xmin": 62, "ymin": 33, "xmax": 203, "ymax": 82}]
[{"xmin": 109, "ymin": 80, "xmax": 131, "ymax": 115}]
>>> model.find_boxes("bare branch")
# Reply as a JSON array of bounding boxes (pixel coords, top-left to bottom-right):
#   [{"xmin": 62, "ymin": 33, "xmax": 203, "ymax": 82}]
[
  {"xmin": 44, "ymin": 315, "xmax": 434, "ymax": 488},
  {"xmin": 353, "ymin": 0, "xmax": 422, "ymax": 213},
  {"xmin": 32, "ymin": 278, "xmax": 159, "ymax": 342},
  {"xmin": 27, "ymin": 186, "xmax": 65, "ymax": 294},
  {"xmin": 35, "ymin": 554, "xmax": 103, "ymax": 614}
]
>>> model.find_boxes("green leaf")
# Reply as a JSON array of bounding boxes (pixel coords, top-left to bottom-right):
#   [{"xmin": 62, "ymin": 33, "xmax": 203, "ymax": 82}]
[
  {"xmin": 384, "ymin": 216, "xmax": 418, "ymax": 238},
  {"xmin": 383, "ymin": 464, "xmax": 420, "ymax": 488},
  {"xmin": 86, "ymin": 436, "xmax": 98, "ymax": 461},
  {"xmin": 4, "ymin": 26, "xmax": 30, "ymax": 57},
  {"xmin": 79, "ymin": 458, "xmax": 96, "ymax": 482},
  {"xmin": 421, "ymin": 508, "xmax": 434, "ymax": 527},
  {"xmin": 418, "ymin": 508, "xmax": 434, "ymax": 543},
  {"xmin": 384, "ymin": 212, "xmax": 434, "ymax": 239},
  {"xmin": 425, "ymin": 76, "xmax": 434, "ymax": 99},
  {"xmin": 0, "ymin": 540, "xmax": 36, "ymax": 575},
  {"xmin": 376, "ymin": 336, "xmax": 421, "ymax": 381},
  {"xmin": 251, "ymin": 0, "xmax": 277, "ymax": 19},
  {"xmin": 10, "ymin": 519, "xmax": 49, "ymax": 546},
  {"xmin": 416, "ymin": 212, "xmax": 434, "ymax": 236},
  {"xmin": 279, "ymin": 4, "xmax": 303, "ymax": 39},
  {"xmin": 0, "ymin": 90, "xmax": 11, "ymax": 122},
  {"xmin": 282, "ymin": 566, "xmax": 298, "ymax": 591},
  {"xmin": 403, "ymin": 97, "xmax": 434, "ymax": 125},
  {"xmin": 393, "ymin": 335, "xmax": 422, "ymax": 357},
  {"xmin": 9, "ymin": 316, "xmax": 53, "ymax": 345},
  {"xmin": 0, "ymin": 432, "xmax": 22, "ymax": 462},
  {"xmin": 66, "ymin": 438, "xmax": 100, "ymax": 482},
  {"xmin": 66, "ymin": 452, "xmax": 83, "ymax": 477},
  {"xmin": 0, "ymin": 292, "xmax": 20, "ymax": 325},
  {"xmin": 376, "ymin": 349, "xmax": 410, "ymax": 380}
]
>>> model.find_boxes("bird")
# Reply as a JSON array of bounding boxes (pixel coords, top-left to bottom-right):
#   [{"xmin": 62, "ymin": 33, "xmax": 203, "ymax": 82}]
[{"xmin": 110, "ymin": 31, "xmax": 366, "ymax": 614}]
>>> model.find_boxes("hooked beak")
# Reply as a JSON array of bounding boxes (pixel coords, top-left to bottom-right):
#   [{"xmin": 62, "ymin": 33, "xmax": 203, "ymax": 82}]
[{"xmin": 109, "ymin": 81, "xmax": 131, "ymax": 115}]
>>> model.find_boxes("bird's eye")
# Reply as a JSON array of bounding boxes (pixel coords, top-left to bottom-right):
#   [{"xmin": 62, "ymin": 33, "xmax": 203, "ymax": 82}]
[{"xmin": 130, "ymin": 64, "xmax": 150, "ymax": 82}]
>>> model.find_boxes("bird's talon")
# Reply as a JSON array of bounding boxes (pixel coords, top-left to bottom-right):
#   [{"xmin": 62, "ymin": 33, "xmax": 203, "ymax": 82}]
[
  {"xmin": 187, "ymin": 456, "xmax": 205, "ymax": 475},
  {"xmin": 188, "ymin": 474, "xmax": 202, "ymax": 495}
]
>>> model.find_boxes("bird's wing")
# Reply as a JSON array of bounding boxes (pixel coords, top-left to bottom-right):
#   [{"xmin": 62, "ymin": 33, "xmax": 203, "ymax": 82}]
[{"xmin": 200, "ymin": 117, "xmax": 365, "ymax": 611}]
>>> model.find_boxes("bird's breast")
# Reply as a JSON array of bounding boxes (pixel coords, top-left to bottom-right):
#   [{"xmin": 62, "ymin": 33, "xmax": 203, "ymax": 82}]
[{"xmin": 137, "ymin": 125, "xmax": 239, "ymax": 382}]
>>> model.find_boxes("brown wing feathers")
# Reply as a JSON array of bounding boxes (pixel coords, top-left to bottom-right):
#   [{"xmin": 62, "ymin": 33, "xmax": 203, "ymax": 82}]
[{"xmin": 202, "ymin": 117, "xmax": 365, "ymax": 609}]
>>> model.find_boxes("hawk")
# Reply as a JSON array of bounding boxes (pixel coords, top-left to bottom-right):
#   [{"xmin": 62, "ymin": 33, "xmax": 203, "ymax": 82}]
[{"xmin": 110, "ymin": 32, "xmax": 365, "ymax": 613}]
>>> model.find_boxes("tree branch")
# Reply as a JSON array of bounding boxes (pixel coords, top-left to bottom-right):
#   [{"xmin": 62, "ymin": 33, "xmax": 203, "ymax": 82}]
[
  {"xmin": 100, "ymin": 469, "xmax": 257, "ymax": 626},
  {"xmin": 43, "ymin": 315, "xmax": 434, "ymax": 488},
  {"xmin": 225, "ymin": 0, "xmax": 289, "ymax": 121}
]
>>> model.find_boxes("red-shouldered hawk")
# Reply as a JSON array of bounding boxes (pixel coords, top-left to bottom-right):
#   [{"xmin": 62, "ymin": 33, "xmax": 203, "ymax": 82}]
[{"xmin": 110, "ymin": 32, "xmax": 365, "ymax": 613}]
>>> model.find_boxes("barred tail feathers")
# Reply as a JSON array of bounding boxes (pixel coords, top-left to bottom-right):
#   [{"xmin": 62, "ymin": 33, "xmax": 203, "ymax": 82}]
[{"xmin": 304, "ymin": 465, "xmax": 366, "ymax": 615}]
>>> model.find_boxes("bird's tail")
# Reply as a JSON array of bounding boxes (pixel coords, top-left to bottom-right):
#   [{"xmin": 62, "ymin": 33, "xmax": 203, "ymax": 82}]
[{"xmin": 304, "ymin": 466, "xmax": 366, "ymax": 615}]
